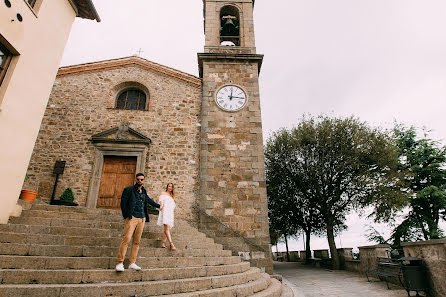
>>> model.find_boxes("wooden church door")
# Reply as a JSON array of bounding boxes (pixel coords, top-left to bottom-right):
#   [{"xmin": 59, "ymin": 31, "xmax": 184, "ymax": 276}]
[{"xmin": 97, "ymin": 156, "xmax": 137, "ymax": 209}]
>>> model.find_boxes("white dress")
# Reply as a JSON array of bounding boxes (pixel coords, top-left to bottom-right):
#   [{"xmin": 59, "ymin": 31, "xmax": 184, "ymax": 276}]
[{"xmin": 157, "ymin": 194, "xmax": 176, "ymax": 228}]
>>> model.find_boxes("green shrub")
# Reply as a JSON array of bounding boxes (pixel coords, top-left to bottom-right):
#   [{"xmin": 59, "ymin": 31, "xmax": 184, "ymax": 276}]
[{"xmin": 59, "ymin": 188, "xmax": 75, "ymax": 202}]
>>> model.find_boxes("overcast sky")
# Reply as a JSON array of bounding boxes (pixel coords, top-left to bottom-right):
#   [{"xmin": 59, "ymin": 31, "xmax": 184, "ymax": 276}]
[{"xmin": 61, "ymin": 0, "xmax": 446, "ymax": 251}]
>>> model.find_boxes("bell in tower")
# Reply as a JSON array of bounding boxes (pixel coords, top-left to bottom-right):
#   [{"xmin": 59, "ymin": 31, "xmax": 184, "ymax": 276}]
[{"xmin": 219, "ymin": 6, "xmax": 240, "ymax": 46}]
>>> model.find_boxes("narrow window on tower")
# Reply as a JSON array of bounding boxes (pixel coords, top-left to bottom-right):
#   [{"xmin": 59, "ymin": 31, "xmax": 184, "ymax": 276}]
[{"xmin": 219, "ymin": 5, "xmax": 240, "ymax": 46}]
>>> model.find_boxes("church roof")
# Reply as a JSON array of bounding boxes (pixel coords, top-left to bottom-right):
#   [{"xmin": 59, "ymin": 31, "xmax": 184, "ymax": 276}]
[
  {"xmin": 72, "ymin": 0, "xmax": 101, "ymax": 22},
  {"xmin": 57, "ymin": 56, "xmax": 201, "ymax": 88}
]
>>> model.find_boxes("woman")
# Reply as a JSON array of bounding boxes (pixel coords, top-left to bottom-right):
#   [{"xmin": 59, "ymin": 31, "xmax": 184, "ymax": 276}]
[{"xmin": 157, "ymin": 183, "xmax": 177, "ymax": 251}]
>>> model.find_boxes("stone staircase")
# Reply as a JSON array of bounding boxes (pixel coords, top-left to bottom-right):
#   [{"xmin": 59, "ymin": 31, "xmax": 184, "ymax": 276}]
[{"xmin": 0, "ymin": 202, "xmax": 286, "ymax": 296}]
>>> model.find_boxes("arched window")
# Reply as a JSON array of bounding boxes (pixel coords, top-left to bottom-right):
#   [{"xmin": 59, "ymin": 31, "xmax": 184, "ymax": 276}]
[
  {"xmin": 220, "ymin": 5, "xmax": 240, "ymax": 46},
  {"xmin": 116, "ymin": 89, "xmax": 147, "ymax": 110}
]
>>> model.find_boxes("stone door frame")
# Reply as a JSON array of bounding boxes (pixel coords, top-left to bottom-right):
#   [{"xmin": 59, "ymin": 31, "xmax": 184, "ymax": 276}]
[{"xmin": 86, "ymin": 143, "xmax": 148, "ymax": 209}]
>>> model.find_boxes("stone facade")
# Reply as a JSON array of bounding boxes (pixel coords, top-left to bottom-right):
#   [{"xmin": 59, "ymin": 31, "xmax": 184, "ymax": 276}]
[
  {"xmin": 24, "ymin": 56, "xmax": 202, "ymax": 219},
  {"xmin": 23, "ymin": 0, "xmax": 273, "ymax": 274},
  {"xmin": 197, "ymin": 0, "xmax": 272, "ymax": 273},
  {"xmin": 199, "ymin": 58, "xmax": 267, "ymax": 239}
]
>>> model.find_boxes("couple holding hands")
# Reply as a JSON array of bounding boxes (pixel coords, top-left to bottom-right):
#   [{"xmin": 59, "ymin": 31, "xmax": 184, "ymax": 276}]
[{"xmin": 115, "ymin": 173, "xmax": 176, "ymax": 272}]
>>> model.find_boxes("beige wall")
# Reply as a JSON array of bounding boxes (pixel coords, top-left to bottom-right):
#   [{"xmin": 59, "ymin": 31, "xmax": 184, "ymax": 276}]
[
  {"xmin": 0, "ymin": 0, "xmax": 77, "ymax": 223},
  {"xmin": 24, "ymin": 59, "xmax": 202, "ymax": 220}
]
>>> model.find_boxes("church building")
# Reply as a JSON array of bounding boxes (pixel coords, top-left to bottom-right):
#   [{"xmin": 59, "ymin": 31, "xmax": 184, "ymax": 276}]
[{"xmin": 23, "ymin": 0, "xmax": 272, "ymax": 272}]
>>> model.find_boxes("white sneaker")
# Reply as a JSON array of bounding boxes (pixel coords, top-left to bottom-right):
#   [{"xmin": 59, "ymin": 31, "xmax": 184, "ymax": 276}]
[
  {"xmin": 128, "ymin": 263, "xmax": 141, "ymax": 271},
  {"xmin": 115, "ymin": 263, "xmax": 124, "ymax": 272}
]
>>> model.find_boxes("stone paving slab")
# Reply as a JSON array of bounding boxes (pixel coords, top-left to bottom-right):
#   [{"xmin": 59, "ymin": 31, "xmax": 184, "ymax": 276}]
[{"xmin": 273, "ymin": 262, "xmax": 414, "ymax": 297}]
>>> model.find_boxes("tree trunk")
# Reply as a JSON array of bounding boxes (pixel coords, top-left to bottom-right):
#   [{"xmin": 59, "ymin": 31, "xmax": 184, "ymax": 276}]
[
  {"xmin": 428, "ymin": 223, "xmax": 440, "ymax": 239},
  {"xmin": 305, "ymin": 229, "xmax": 312, "ymax": 265},
  {"xmin": 418, "ymin": 219, "xmax": 430, "ymax": 240},
  {"xmin": 284, "ymin": 235, "xmax": 290, "ymax": 262},
  {"xmin": 428, "ymin": 210, "xmax": 440, "ymax": 239},
  {"xmin": 326, "ymin": 215, "xmax": 340, "ymax": 270}
]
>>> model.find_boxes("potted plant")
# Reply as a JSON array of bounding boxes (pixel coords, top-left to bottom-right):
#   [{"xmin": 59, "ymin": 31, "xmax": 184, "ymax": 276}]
[
  {"xmin": 19, "ymin": 174, "xmax": 38, "ymax": 203},
  {"xmin": 52, "ymin": 187, "xmax": 78, "ymax": 206}
]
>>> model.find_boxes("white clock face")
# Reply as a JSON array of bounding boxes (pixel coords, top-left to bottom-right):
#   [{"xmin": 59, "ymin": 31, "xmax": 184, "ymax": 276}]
[{"xmin": 215, "ymin": 85, "xmax": 247, "ymax": 111}]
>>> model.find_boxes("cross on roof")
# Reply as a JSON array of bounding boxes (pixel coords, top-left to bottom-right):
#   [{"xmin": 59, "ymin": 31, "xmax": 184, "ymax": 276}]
[{"xmin": 136, "ymin": 48, "xmax": 144, "ymax": 56}]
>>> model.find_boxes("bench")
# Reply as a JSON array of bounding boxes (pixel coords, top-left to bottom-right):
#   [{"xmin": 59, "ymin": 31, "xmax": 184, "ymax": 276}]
[{"xmin": 366, "ymin": 259, "xmax": 403, "ymax": 289}]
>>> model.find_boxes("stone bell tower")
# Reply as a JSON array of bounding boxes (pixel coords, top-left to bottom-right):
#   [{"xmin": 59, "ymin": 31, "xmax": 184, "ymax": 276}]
[{"xmin": 198, "ymin": 0, "xmax": 272, "ymax": 273}]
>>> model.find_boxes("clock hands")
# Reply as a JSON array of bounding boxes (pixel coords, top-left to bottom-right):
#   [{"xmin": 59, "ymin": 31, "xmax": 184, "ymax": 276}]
[{"xmin": 216, "ymin": 85, "xmax": 246, "ymax": 111}]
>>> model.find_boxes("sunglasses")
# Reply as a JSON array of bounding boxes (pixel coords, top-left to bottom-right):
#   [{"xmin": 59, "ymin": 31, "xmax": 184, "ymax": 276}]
[{"xmin": 136, "ymin": 178, "xmax": 144, "ymax": 181}]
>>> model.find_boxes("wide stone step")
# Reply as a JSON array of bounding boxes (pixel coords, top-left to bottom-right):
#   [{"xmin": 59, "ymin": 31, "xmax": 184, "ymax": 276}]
[
  {"xmin": 19, "ymin": 210, "xmax": 198, "ymax": 232},
  {"xmin": 250, "ymin": 278, "xmax": 282, "ymax": 297},
  {"xmin": 0, "ymin": 223, "xmax": 210, "ymax": 243},
  {"xmin": 20, "ymin": 209, "xmax": 200, "ymax": 233},
  {"xmin": 161, "ymin": 273, "xmax": 272, "ymax": 297},
  {"xmin": 0, "ymin": 267, "xmax": 262, "ymax": 297},
  {"xmin": 29, "ymin": 204, "xmax": 122, "ymax": 215},
  {"xmin": 0, "ymin": 243, "xmax": 232, "ymax": 258},
  {"xmin": 0, "ymin": 262, "xmax": 251, "ymax": 284},
  {"xmin": 20, "ymin": 209, "xmax": 126, "ymax": 222},
  {"xmin": 280, "ymin": 283, "xmax": 294, "ymax": 297},
  {"xmin": 0, "ymin": 255, "xmax": 242, "ymax": 270},
  {"xmin": 7, "ymin": 215, "xmax": 208, "ymax": 238},
  {"xmin": 8, "ymin": 216, "xmax": 132, "ymax": 230},
  {"xmin": 0, "ymin": 232, "xmax": 220, "ymax": 249}
]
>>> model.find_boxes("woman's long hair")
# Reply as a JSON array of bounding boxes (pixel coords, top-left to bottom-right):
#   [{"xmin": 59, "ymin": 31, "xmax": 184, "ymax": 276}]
[{"xmin": 166, "ymin": 183, "xmax": 175, "ymax": 199}]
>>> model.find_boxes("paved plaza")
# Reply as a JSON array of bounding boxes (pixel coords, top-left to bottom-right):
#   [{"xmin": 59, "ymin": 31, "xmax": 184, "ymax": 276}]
[{"xmin": 274, "ymin": 261, "xmax": 416, "ymax": 297}]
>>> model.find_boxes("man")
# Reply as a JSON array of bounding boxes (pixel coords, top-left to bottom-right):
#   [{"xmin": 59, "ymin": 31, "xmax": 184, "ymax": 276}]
[{"xmin": 115, "ymin": 173, "xmax": 160, "ymax": 272}]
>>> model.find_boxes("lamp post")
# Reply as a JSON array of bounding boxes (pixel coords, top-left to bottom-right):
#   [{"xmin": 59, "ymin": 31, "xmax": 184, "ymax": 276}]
[{"xmin": 50, "ymin": 160, "xmax": 66, "ymax": 205}]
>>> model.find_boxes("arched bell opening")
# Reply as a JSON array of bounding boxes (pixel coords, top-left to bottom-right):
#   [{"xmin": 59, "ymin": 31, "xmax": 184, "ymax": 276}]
[{"xmin": 219, "ymin": 5, "xmax": 240, "ymax": 46}]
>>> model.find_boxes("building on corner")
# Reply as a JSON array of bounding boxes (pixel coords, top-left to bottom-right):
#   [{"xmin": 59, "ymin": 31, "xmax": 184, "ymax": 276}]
[{"xmin": 0, "ymin": 0, "xmax": 99, "ymax": 223}]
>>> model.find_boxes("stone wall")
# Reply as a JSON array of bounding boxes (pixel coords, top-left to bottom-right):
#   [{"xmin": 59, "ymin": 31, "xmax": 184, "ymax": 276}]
[
  {"xmin": 199, "ymin": 58, "xmax": 269, "ymax": 241},
  {"xmin": 23, "ymin": 57, "xmax": 202, "ymax": 219},
  {"xmin": 344, "ymin": 260, "xmax": 361, "ymax": 273},
  {"xmin": 402, "ymin": 239, "xmax": 446, "ymax": 297},
  {"xmin": 357, "ymin": 244, "xmax": 391, "ymax": 274},
  {"xmin": 198, "ymin": 56, "xmax": 272, "ymax": 273}
]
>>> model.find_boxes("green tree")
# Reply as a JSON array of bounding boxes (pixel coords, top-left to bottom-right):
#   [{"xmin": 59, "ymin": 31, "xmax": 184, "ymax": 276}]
[
  {"xmin": 285, "ymin": 115, "xmax": 405, "ymax": 269},
  {"xmin": 265, "ymin": 128, "xmax": 324, "ymax": 263},
  {"xmin": 392, "ymin": 125, "xmax": 446, "ymax": 241}
]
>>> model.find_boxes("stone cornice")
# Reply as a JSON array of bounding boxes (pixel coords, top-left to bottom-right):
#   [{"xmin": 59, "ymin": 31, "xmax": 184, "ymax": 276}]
[
  {"xmin": 57, "ymin": 56, "xmax": 202, "ymax": 88},
  {"xmin": 401, "ymin": 239, "xmax": 446, "ymax": 246},
  {"xmin": 197, "ymin": 52, "xmax": 264, "ymax": 77}
]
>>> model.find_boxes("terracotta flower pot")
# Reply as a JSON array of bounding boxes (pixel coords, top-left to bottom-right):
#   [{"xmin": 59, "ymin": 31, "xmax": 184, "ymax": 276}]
[{"xmin": 19, "ymin": 190, "xmax": 38, "ymax": 203}]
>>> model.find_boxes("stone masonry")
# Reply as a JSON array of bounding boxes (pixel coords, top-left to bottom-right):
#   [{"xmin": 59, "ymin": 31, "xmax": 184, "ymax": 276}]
[
  {"xmin": 23, "ymin": 56, "xmax": 202, "ymax": 220},
  {"xmin": 23, "ymin": 0, "xmax": 273, "ymax": 274},
  {"xmin": 197, "ymin": 0, "xmax": 272, "ymax": 273}
]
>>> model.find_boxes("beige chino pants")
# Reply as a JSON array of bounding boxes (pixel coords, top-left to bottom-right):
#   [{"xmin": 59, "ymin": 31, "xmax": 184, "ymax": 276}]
[{"xmin": 117, "ymin": 217, "xmax": 145, "ymax": 264}]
